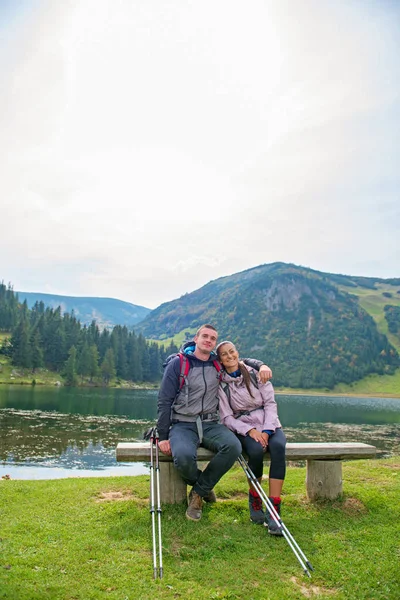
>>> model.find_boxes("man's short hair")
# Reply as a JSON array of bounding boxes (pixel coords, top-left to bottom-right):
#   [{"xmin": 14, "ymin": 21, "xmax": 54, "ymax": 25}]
[{"xmin": 195, "ymin": 324, "xmax": 218, "ymax": 337}]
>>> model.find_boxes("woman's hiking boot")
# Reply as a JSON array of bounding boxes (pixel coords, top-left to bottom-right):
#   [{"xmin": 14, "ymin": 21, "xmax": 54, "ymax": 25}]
[
  {"xmin": 186, "ymin": 489, "xmax": 203, "ymax": 521},
  {"xmin": 266, "ymin": 496, "xmax": 283, "ymax": 536},
  {"xmin": 249, "ymin": 489, "xmax": 265, "ymax": 524}
]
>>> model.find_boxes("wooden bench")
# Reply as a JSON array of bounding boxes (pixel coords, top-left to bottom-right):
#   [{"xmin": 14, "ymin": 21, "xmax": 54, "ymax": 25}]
[{"xmin": 116, "ymin": 441, "xmax": 377, "ymax": 504}]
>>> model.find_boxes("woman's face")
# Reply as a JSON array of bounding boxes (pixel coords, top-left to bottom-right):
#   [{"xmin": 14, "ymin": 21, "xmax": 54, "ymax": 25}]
[{"xmin": 218, "ymin": 343, "xmax": 240, "ymax": 372}]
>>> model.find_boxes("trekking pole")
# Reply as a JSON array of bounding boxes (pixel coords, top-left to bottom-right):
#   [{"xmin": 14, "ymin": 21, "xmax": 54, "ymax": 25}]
[
  {"xmin": 154, "ymin": 429, "xmax": 163, "ymax": 579},
  {"xmin": 237, "ymin": 454, "xmax": 314, "ymax": 578},
  {"xmin": 149, "ymin": 429, "xmax": 158, "ymax": 579}
]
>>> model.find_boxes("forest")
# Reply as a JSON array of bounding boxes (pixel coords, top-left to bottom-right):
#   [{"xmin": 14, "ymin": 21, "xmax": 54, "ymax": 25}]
[{"xmin": 0, "ymin": 282, "xmax": 177, "ymax": 386}]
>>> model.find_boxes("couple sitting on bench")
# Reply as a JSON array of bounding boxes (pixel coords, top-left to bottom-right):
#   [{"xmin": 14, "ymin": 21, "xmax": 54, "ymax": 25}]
[{"xmin": 157, "ymin": 323, "xmax": 286, "ymax": 535}]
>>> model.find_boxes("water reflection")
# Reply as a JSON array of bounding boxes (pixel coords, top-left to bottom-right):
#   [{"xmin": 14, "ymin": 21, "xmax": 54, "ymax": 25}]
[
  {"xmin": 276, "ymin": 394, "xmax": 400, "ymax": 426},
  {"xmin": 0, "ymin": 409, "xmax": 150, "ymax": 462},
  {"xmin": 0, "ymin": 385, "xmax": 157, "ymax": 419},
  {"xmin": 0, "ymin": 386, "xmax": 399, "ymax": 479}
]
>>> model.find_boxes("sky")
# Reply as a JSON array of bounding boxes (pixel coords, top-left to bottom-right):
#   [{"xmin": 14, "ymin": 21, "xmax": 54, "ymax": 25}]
[{"xmin": 0, "ymin": 0, "xmax": 399, "ymax": 309}]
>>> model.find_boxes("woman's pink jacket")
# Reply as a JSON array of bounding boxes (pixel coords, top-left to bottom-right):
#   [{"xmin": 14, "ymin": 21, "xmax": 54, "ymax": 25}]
[{"xmin": 218, "ymin": 365, "xmax": 281, "ymax": 437}]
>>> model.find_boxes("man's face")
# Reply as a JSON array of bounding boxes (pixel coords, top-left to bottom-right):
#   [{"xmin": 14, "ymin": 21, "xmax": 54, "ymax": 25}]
[{"xmin": 194, "ymin": 327, "xmax": 218, "ymax": 353}]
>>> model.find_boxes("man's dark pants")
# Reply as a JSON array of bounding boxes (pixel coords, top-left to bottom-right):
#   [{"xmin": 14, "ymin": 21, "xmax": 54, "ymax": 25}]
[{"xmin": 169, "ymin": 421, "xmax": 242, "ymax": 498}]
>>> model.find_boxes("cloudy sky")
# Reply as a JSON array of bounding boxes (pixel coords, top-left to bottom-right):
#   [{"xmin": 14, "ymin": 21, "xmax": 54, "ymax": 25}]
[{"xmin": 0, "ymin": 0, "xmax": 399, "ymax": 309}]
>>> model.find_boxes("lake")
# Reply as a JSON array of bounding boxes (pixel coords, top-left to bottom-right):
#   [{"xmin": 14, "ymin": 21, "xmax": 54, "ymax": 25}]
[{"xmin": 1, "ymin": 385, "xmax": 399, "ymax": 480}]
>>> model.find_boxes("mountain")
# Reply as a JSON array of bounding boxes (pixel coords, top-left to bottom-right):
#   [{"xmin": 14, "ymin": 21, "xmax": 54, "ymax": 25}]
[
  {"xmin": 135, "ymin": 262, "xmax": 400, "ymax": 389},
  {"xmin": 16, "ymin": 291, "xmax": 151, "ymax": 329}
]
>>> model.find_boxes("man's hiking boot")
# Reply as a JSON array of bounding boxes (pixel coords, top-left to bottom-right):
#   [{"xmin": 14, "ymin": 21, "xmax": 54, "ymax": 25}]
[
  {"xmin": 203, "ymin": 489, "xmax": 217, "ymax": 503},
  {"xmin": 249, "ymin": 489, "xmax": 265, "ymax": 524},
  {"xmin": 266, "ymin": 496, "xmax": 283, "ymax": 536},
  {"xmin": 186, "ymin": 489, "xmax": 203, "ymax": 521}
]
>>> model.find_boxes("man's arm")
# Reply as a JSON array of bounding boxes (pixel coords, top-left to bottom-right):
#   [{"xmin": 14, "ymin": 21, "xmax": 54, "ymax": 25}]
[
  {"xmin": 157, "ymin": 356, "xmax": 180, "ymax": 442},
  {"xmin": 242, "ymin": 358, "xmax": 272, "ymax": 383}
]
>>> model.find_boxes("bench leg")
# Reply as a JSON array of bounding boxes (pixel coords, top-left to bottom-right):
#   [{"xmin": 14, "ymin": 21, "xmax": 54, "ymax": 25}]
[
  {"xmin": 306, "ymin": 460, "xmax": 343, "ymax": 501},
  {"xmin": 159, "ymin": 463, "xmax": 187, "ymax": 504}
]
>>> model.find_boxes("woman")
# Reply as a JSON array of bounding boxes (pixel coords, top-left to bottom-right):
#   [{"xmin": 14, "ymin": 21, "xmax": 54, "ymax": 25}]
[{"xmin": 216, "ymin": 341, "xmax": 286, "ymax": 535}]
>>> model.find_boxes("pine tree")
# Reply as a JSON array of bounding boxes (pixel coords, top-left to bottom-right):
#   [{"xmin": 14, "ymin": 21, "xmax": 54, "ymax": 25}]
[
  {"xmin": 87, "ymin": 320, "xmax": 100, "ymax": 346},
  {"xmin": 127, "ymin": 331, "xmax": 142, "ymax": 381},
  {"xmin": 88, "ymin": 344, "xmax": 100, "ymax": 382},
  {"xmin": 0, "ymin": 282, "xmax": 19, "ymax": 331},
  {"xmin": 148, "ymin": 342, "xmax": 162, "ymax": 381},
  {"xmin": 77, "ymin": 342, "xmax": 91, "ymax": 381},
  {"xmin": 42, "ymin": 307, "xmax": 67, "ymax": 371},
  {"xmin": 101, "ymin": 348, "xmax": 116, "ymax": 385},
  {"xmin": 98, "ymin": 328, "xmax": 110, "ymax": 360},
  {"xmin": 30, "ymin": 328, "xmax": 44, "ymax": 371},
  {"xmin": 63, "ymin": 346, "xmax": 78, "ymax": 386},
  {"xmin": 63, "ymin": 311, "xmax": 81, "ymax": 351},
  {"xmin": 10, "ymin": 318, "xmax": 31, "ymax": 368},
  {"xmin": 138, "ymin": 334, "xmax": 150, "ymax": 381}
]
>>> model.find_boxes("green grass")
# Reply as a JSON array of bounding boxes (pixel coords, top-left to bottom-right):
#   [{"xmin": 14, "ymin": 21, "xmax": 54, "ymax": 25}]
[
  {"xmin": 331, "ymin": 369, "xmax": 400, "ymax": 396},
  {"xmin": 1, "ymin": 458, "xmax": 399, "ymax": 599},
  {"xmin": 0, "ymin": 361, "xmax": 63, "ymax": 386},
  {"xmin": 338, "ymin": 283, "xmax": 400, "ymax": 353},
  {"xmin": 276, "ymin": 368, "xmax": 400, "ymax": 398},
  {"xmin": 153, "ymin": 328, "xmax": 197, "ymax": 349}
]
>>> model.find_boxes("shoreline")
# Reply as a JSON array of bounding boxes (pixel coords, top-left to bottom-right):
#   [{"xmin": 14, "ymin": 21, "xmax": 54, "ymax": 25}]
[
  {"xmin": 1, "ymin": 378, "xmax": 399, "ymax": 398},
  {"xmin": 274, "ymin": 388, "xmax": 400, "ymax": 399}
]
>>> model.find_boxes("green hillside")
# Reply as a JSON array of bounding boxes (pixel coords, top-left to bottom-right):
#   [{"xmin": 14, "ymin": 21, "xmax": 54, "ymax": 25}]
[
  {"xmin": 136, "ymin": 263, "xmax": 400, "ymax": 390},
  {"xmin": 337, "ymin": 282, "xmax": 400, "ymax": 352}
]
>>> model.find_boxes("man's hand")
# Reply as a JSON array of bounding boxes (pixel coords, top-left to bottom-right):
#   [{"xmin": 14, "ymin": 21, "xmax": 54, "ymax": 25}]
[
  {"xmin": 258, "ymin": 364, "xmax": 272, "ymax": 383},
  {"xmin": 158, "ymin": 440, "xmax": 172, "ymax": 455}
]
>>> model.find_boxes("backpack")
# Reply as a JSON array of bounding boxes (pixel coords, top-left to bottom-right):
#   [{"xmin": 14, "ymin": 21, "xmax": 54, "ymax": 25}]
[
  {"xmin": 177, "ymin": 352, "xmax": 222, "ymax": 391},
  {"xmin": 163, "ymin": 350, "xmax": 222, "ymax": 398}
]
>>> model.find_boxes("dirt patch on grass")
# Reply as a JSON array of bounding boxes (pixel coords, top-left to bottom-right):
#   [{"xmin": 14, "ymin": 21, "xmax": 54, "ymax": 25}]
[
  {"xmin": 341, "ymin": 497, "xmax": 368, "ymax": 515},
  {"xmin": 330, "ymin": 496, "xmax": 368, "ymax": 515},
  {"xmin": 94, "ymin": 490, "xmax": 137, "ymax": 503},
  {"xmin": 168, "ymin": 533, "xmax": 184, "ymax": 556},
  {"xmin": 291, "ymin": 576, "xmax": 337, "ymax": 597},
  {"xmin": 217, "ymin": 492, "xmax": 247, "ymax": 501}
]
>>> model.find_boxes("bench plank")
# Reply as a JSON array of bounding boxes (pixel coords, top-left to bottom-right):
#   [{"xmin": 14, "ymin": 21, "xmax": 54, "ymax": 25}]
[{"xmin": 116, "ymin": 441, "xmax": 377, "ymax": 462}]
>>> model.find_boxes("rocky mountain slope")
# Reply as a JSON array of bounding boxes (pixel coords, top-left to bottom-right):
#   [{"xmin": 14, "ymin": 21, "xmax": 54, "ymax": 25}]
[{"xmin": 135, "ymin": 263, "xmax": 400, "ymax": 388}]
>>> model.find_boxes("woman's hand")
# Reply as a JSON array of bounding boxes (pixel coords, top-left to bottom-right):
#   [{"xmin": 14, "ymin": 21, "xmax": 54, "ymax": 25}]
[
  {"xmin": 259, "ymin": 365, "xmax": 272, "ymax": 383},
  {"xmin": 248, "ymin": 429, "xmax": 269, "ymax": 449}
]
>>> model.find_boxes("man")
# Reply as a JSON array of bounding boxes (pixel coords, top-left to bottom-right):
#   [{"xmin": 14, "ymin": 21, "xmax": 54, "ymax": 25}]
[{"xmin": 157, "ymin": 324, "xmax": 272, "ymax": 521}]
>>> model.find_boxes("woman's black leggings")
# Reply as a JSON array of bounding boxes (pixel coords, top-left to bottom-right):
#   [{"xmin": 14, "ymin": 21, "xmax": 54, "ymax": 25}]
[{"xmin": 237, "ymin": 428, "xmax": 286, "ymax": 480}]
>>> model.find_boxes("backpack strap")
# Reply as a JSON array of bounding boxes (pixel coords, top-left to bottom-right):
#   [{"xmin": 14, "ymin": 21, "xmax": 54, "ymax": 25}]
[
  {"xmin": 249, "ymin": 369, "xmax": 259, "ymax": 389},
  {"xmin": 222, "ymin": 382, "xmax": 231, "ymax": 402},
  {"xmin": 222, "ymin": 368, "xmax": 260, "ymax": 417},
  {"xmin": 212, "ymin": 359, "xmax": 222, "ymax": 380},
  {"xmin": 178, "ymin": 353, "xmax": 190, "ymax": 390}
]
